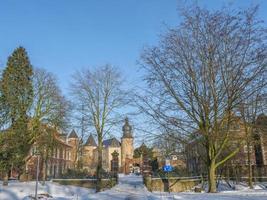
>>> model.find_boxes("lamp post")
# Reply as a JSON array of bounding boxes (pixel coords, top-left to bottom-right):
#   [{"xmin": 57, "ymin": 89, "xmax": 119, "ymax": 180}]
[
  {"xmin": 34, "ymin": 148, "xmax": 40, "ymax": 200},
  {"xmin": 2, "ymin": 152, "xmax": 8, "ymax": 186}
]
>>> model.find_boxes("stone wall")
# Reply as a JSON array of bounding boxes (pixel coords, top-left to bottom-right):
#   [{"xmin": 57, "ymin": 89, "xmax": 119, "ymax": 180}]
[
  {"xmin": 121, "ymin": 138, "xmax": 134, "ymax": 174},
  {"xmin": 52, "ymin": 178, "xmax": 117, "ymax": 189},
  {"xmin": 144, "ymin": 176, "xmax": 201, "ymax": 192}
]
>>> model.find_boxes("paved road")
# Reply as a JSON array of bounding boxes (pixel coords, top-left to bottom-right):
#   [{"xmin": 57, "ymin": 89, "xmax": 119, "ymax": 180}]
[
  {"xmin": 118, "ymin": 175, "xmax": 148, "ymax": 200},
  {"xmin": 89, "ymin": 174, "xmax": 150, "ymax": 200}
]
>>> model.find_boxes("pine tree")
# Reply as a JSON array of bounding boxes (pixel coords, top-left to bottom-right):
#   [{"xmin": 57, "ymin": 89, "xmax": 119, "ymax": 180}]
[
  {"xmin": 1, "ymin": 47, "xmax": 33, "ymax": 121},
  {"xmin": 0, "ymin": 47, "xmax": 33, "ymax": 182}
]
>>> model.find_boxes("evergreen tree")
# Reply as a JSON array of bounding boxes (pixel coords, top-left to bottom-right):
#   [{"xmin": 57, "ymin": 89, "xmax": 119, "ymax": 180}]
[
  {"xmin": 0, "ymin": 47, "xmax": 33, "ymax": 182},
  {"xmin": 1, "ymin": 47, "xmax": 33, "ymax": 121}
]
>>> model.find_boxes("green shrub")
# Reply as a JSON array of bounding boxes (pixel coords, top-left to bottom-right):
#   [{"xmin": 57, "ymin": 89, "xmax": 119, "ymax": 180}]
[{"xmin": 61, "ymin": 168, "xmax": 89, "ymax": 179}]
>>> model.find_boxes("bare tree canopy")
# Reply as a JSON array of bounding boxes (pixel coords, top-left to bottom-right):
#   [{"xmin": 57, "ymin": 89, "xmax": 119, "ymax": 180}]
[
  {"xmin": 71, "ymin": 65, "xmax": 128, "ymax": 135},
  {"xmin": 70, "ymin": 64, "xmax": 128, "ymax": 192},
  {"xmin": 139, "ymin": 6, "xmax": 267, "ymax": 192},
  {"xmin": 31, "ymin": 68, "xmax": 70, "ymax": 132},
  {"xmin": 30, "ymin": 68, "xmax": 71, "ymax": 182}
]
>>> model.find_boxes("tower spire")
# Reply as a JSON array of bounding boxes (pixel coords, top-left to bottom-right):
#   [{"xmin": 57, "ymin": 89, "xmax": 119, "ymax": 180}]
[
  {"xmin": 121, "ymin": 117, "xmax": 134, "ymax": 174},
  {"xmin": 122, "ymin": 117, "xmax": 133, "ymax": 138}
]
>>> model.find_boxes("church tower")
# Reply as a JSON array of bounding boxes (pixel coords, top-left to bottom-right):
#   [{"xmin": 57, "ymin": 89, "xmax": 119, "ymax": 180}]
[
  {"xmin": 67, "ymin": 130, "xmax": 79, "ymax": 167},
  {"xmin": 121, "ymin": 117, "xmax": 134, "ymax": 174},
  {"xmin": 83, "ymin": 134, "xmax": 97, "ymax": 171}
]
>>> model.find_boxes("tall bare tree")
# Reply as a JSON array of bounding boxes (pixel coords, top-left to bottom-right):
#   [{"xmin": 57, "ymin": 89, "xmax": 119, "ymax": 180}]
[
  {"xmin": 70, "ymin": 65, "xmax": 128, "ymax": 192},
  {"xmin": 73, "ymin": 104, "xmax": 87, "ymax": 169},
  {"xmin": 139, "ymin": 6, "xmax": 267, "ymax": 192},
  {"xmin": 31, "ymin": 68, "xmax": 70, "ymax": 182}
]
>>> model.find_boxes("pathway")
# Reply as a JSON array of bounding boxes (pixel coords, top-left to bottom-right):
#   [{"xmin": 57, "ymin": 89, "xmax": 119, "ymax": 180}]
[
  {"xmin": 89, "ymin": 174, "xmax": 152, "ymax": 200},
  {"xmin": 88, "ymin": 175, "xmax": 267, "ymax": 200}
]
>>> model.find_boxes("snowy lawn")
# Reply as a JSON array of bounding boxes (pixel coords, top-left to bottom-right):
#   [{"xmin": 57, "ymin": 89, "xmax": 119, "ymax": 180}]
[
  {"xmin": 0, "ymin": 176, "xmax": 267, "ymax": 200},
  {"xmin": 88, "ymin": 174, "xmax": 267, "ymax": 200},
  {"xmin": 151, "ymin": 181, "xmax": 267, "ymax": 200},
  {"xmin": 0, "ymin": 180, "xmax": 94, "ymax": 200},
  {"xmin": 152, "ymin": 189, "xmax": 267, "ymax": 200}
]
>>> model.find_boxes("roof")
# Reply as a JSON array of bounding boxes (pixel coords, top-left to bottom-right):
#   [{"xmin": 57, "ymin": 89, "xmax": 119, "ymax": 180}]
[
  {"xmin": 68, "ymin": 129, "xmax": 78, "ymax": 138},
  {"xmin": 256, "ymin": 114, "xmax": 267, "ymax": 131},
  {"xmin": 103, "ymin": 138, "xmax": 121, "ymax": 147},
  {"xmin": 55, "ymin": 136, "xmax": 73, "ymax": 148},
  {"xmin": 85, "ymin": 134, "xmax": 97, "ymax": 146},
  {"xmin": 257, "ymin": 114, "xmax": 267, "ymax": 123}
]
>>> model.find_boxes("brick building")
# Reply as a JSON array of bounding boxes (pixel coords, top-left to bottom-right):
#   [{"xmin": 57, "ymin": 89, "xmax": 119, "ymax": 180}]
[
  {"xmin": 81, "ymin": 117, "xmax": 134, "ymax": 174},
  {"xmin": 186, "ymin": 114, "xmax": 267, "ymax": 176},
  {"xmin": 25, "ymin": 130, "xmax": 74, "ymax": 179},
  {"xmin": 25, "ymin": 117, "xmax": 134, "ymax": 179}
]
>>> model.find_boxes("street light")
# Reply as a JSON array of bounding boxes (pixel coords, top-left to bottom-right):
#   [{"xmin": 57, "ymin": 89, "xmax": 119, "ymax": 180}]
[
  {"xmin": 34, "ymin": 147, "xmax": 40, "ymax": 200},
  {"xmin": 2, "ymin": 152, "xmax": 8, "ymax": 186}
]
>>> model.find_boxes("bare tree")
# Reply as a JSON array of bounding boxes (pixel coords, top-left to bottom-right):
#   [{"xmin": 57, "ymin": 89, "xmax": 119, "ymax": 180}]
[
  {"xmin": 139, "ymin": 6, "xmax": 267, "ymax": 192},
  {"xmin": 72, "ymin": 104, "xmax": 88, "ymax": 169},
  {"xmin": 30, "ymin": 68, "xmax": 71, "ymax": 182},
  {"xmin": 31, "ymin": 68, "xmax": 70, "ymax": 130},
  {"xmin": 70, "ymin": 65, "xmax": 128, "ymax": 192},
  {"xmin": 153, "ymin": 131, "xmax": 184, "ymax": 157}
]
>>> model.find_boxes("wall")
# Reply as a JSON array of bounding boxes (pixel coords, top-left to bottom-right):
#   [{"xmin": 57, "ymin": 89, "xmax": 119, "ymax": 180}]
[
  {"xmin": 82, "ymin": 146, "xmax": 97, "ymax": 172},
  {"xmin": 107, "ymin": 147, "xmax": 121, "ymax": 170},
  {"xmin": 121, "ymin": 138, "xmax": 133, "ymax": 173},
  {"xmin": 144, "ymin": 176, "xmax": 201, "ymax": 192},
  {"xmin": 52, "ymin": 178, "xmax": 117, "ymax": 189},
  {"xmin": 68, "ymin": 138, "xmax": 79, "ymax": 167}
]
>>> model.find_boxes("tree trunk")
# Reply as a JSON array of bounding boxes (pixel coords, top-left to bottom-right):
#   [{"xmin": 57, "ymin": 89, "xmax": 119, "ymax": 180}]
[
  {"xmin": 248, "ymin": 164, "xmax": 253, "ymax": 188},
  {"xmin": 236, "ymin": 166, "xmax": 239, "ymax": 184},
  {"xmin": 42, "ymin": 159, "xmax": 47, "ymax": 185},
  {"xmin": 3, "ymin": 172, "xmax": 8, "ymax": 186},
  {"xmin": 208, "ymin": 160, "xmax": 216, "ymax": 193},
  {"xmin": 226, "ymin": 166, "xmax": 230, "ymax": 183},
  {"xmin": 96, "ymin": 141, "xmax": 103, "ymax": 192},
  {"xmin": 247, "ymin": 145, "xmax": 253, "ymax": 189}
]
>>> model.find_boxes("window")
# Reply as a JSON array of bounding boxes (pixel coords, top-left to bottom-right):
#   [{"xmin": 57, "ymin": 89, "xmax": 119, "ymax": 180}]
[
  {"xmin": 53, "ymin": 149, "xmax": 56, "ymax": 158},
  {"xmin": 31, "ymin": 147, "xmax": 35, "ymax": 156},
  {"xmin": 234, "ymin": 124, "xmax": 240, "ymax": 130},
  {"xmin": 244, "ymin": 145, "xmax": 253, "ymax": 153},
  {"xmin": 57, "ymin": 149, "xmax": 60, "ymax": 158},
  {"xmin": 171, "ymin": 155, "xmax": 178, "ymax": 160},
  {"xmin": 67, "ymin": 151, "xmax": 69, "ymax": 160}
]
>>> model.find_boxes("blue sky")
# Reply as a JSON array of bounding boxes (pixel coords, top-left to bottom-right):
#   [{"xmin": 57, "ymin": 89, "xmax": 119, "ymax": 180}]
[
  {"xmin": 0, "ymin": 0, "xmax": 180, "ymax": 92},
  {"xmin": 1, "ymin": 0, "xmax": 266, "ymax": 95},
  {"xmin": 0, "ymin": 0, "xmax": 267, "ymax": 142}
]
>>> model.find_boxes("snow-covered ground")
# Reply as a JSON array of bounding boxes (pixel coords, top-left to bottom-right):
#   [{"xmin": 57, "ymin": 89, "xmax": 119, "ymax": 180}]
[
  {"xmin": 152, "ymin": 180, "xmax": 267, "ymax": 199},
  {"xmin": 89, "ymin": 174, "xmax": 267, "ymax": 200},
  {"xmin": 0, "ymin": 175, "xmax": 267, "ymax": 200},
  {"xmin": 0, "ymin": 180, "xmax": 94, "ymax": 200},
  {"xmin": 89, "ymin": 174, "xmax": 151, "ymax": 200}
]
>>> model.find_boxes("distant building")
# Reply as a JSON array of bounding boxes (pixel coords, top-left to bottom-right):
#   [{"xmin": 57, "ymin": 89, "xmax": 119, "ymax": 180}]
[
  {"xmin": 186, "ymin": 114, "xmax": 267, "ymax": 176},
  {"xmin": 25, "ymin": 129, "xmax": 74, "ymax": 179},
  {"xmin": 121, "ymin": 117, "xmax": 134, "ymax": 173},
  {"xmin": 82, "ymin": 134, "xmax": 97, "ymax": 172},
  {"xmin": 254, "ymin": 114, "xmax": 267, "ymax": 166},
  {"xmin": 25, "ymin": 117, "xmax": 134, "ymax": 178},
  {"xmin": 81, "ymin": 117, "xmax": 134, "ymax": 174},
  {"xmin": 152, "ymin": 147, "xmax": 186, "ymax": 170}
]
